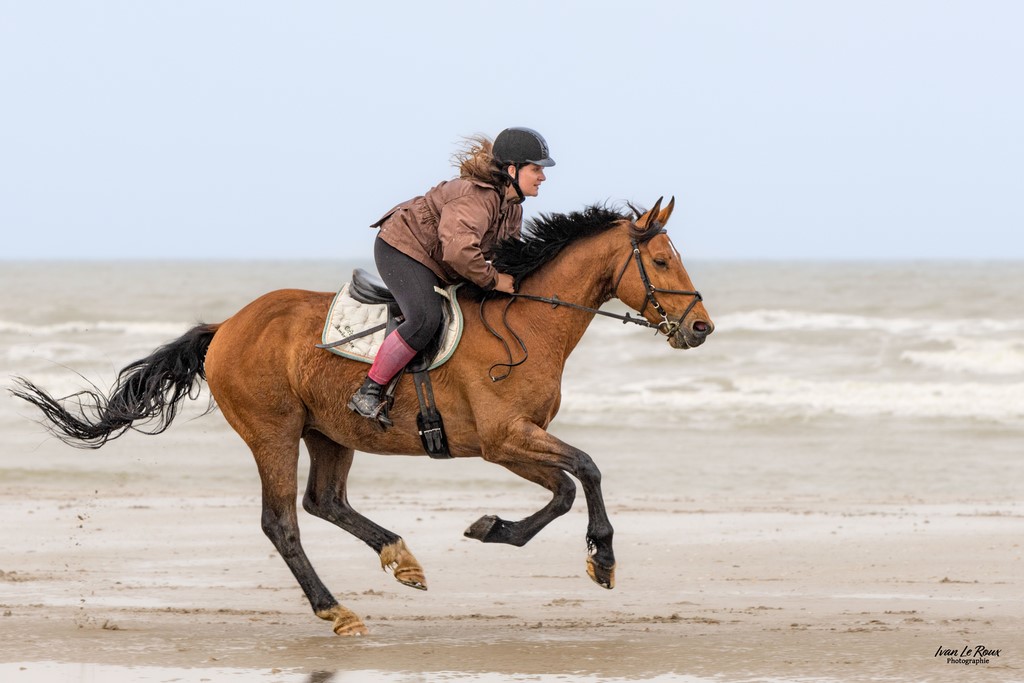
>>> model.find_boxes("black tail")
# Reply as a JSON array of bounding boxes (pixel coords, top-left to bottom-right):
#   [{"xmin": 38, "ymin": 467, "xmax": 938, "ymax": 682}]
[{"xmin": 10, "ymin": 323, "xmax": 220, "ymax": 449}]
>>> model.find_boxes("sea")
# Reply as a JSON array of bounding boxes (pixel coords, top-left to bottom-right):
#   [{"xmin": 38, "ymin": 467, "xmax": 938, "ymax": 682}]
[{"xmin": 1, "ymin": 259, "xmax": 1022, "ymax": 506}]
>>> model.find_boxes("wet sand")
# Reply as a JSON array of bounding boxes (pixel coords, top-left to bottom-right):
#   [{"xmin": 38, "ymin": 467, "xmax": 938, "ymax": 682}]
[{"xmin": 1, "ymin": 421, "xmax": 1021, "ymax": 683}]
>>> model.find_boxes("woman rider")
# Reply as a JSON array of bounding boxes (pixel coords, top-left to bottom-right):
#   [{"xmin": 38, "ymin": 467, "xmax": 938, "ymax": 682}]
[{"xmin": 348, "ymin": 127, "xmax": 555, "ymax": 422}]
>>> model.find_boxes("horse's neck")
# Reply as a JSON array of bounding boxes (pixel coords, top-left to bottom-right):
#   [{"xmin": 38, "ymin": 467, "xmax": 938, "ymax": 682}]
[{"xmin": 517, "ymin": 237, "xmax": 620, "ymax": 357}]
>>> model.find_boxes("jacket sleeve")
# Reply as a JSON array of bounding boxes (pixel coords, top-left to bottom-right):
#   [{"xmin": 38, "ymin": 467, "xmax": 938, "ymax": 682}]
[{"xmin": 437, "ymin": 194, "xmax": 500, "ymax": 289}]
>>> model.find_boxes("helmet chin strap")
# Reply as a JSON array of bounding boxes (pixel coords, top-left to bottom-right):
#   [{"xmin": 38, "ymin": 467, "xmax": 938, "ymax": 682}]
[{"xmin": 505, "ymin": 164, "xmax": 525, "ymax": 203}]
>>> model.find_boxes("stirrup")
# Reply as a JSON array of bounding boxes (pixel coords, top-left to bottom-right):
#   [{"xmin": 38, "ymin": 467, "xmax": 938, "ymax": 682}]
[{"xmin": 348, "ymin": 387, "xmax": 393, "ymax": 428}]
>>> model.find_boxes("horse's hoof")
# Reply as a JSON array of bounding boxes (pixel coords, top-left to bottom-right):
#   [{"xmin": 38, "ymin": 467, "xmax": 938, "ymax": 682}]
[
  {"xmin": 317, "ymin": 606, "xmax": 369, "ymax": 636},
  {"xmin": 380, "ymin": 539, "xmax": 428, "ymax": 591},
  {"xmin": 333, "ymin": 619, "xmax": 369, "ymax": 637},
  {"xmin": 464, "ymin": 515, "xmax": 500, "ymax": 542},
  {"xmin": 395, "ymin": 569, "xmax": 428, "ymax": 591},
  {"xmin": 586, "ymin": 556, "xmax": 616, "ymax": 590}
]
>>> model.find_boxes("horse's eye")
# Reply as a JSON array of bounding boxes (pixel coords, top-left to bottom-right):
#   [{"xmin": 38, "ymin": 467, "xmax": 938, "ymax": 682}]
[{"xmin": 653, "ymin": 258, "xmax": 668, "ymax": 268}]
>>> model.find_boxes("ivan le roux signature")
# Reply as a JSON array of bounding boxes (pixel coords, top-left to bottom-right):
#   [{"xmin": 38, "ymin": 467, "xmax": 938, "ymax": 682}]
[{"xmin": 935, "ymin": 645, "xmax": 1001, "ymax": 658}]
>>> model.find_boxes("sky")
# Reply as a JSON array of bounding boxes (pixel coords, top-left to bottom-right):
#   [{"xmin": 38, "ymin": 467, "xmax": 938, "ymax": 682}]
[{"xmin": 1, "ymin": 1, "xmax": 1022, "ymax": 261}]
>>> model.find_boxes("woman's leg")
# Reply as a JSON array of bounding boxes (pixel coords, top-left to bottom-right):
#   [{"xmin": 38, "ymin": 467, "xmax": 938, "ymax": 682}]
[
  {"xmin": 374, "ymin": 237, "xmax": 445, "ymax": 359},
  {"xmin": 349, "ymin": 238, "xmax": 444, "ymax": 421}
]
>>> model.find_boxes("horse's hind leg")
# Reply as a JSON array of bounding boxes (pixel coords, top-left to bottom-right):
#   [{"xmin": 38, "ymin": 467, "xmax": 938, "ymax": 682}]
[
  {"xmin": 249, "ymin": 432, "xmax": 367, "ymax": 636},
  {"xmin": 301, "ymin": 429, "xmax": 427, "ymax": 590}
]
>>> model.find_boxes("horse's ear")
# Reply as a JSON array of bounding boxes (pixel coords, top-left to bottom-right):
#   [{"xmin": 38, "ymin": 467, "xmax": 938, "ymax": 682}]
[
  {"xmin": 637, "ymin": 196, "xmax": 664, "ymax": 229},
  {"xmin": 657, "ymin": 196, "xmax": 675, "ymax": 226}
]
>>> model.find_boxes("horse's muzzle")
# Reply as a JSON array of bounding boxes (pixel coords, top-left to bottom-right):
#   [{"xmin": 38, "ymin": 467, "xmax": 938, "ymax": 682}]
[{"xmin": 668, "ymin": 317, "xmax": 714, "ymax": 349}]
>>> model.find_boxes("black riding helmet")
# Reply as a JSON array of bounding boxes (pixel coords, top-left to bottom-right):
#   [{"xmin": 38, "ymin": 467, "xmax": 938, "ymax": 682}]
[
  {"xmin": 493, "ymin": 127, "xmax": 556, "ymax": 168},
  {"xmin": 493, "ymin": 127, "xmax": 555, "ymax": 202}
]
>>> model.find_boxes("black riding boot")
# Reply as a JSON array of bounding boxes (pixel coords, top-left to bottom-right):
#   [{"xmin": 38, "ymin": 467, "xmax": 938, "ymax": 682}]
[{"xmin": 348, "ymin": 377, "xmax": 390, "ymax": 424}]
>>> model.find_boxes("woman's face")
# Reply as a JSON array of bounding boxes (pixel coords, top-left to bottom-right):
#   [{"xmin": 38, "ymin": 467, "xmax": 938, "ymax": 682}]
[{"xmin": 510, "ymin": 163, "xmax": 547, "ymax": 197}]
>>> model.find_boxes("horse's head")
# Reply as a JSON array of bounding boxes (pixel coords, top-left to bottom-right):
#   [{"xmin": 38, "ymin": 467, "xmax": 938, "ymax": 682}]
[{"xmin": 613, "ymin": 197, "xmax": 714, "ymax": 349}]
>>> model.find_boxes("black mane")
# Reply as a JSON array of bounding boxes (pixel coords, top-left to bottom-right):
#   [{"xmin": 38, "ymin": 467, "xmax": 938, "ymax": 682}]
[{"xmin": 491, "ymin": 204, "xmax": 634, "ymax": 284}]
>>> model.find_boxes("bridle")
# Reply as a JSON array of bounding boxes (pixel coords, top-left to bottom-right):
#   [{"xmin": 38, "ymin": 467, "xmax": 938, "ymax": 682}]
[
  {"xmin": 483, "ymin": 229, "xmax": 704, "ymax": 380},
  {"xmin": 610, "ymin": 230, "xmax": 703, "ymax": 338}
]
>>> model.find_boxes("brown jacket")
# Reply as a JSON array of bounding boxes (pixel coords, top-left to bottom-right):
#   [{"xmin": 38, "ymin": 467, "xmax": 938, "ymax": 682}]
[{"xmin": 371, "ymin": 178, "xmax": 522, "ymax": 290}]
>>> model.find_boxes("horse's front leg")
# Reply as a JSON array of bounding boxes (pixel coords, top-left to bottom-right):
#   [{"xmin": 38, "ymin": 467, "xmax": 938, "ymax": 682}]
[
  {"xmin": 565, "ymin": 444, "xmax": 616, "ymax": 589},
  {"xmin": 469, "ymin": 421, "xmax": 616, "ymax": 589},
  {"xmin": 464, "ymin": 461, "xmax": 576, "ymax": 547}
]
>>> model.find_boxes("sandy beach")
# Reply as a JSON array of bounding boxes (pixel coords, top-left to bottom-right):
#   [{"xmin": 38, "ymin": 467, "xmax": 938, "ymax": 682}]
[{"xmin": 1, "ymin": 418, "xmax": 1021, "ymax": 682}]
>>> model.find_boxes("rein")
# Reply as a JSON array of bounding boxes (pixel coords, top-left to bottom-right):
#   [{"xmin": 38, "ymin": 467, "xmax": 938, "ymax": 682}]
[
  {"xmin": 509, "ymin": 293, "xmax": 658, "ymax": 328},
  {"xmin": 482, "ymin": 231, "xmax": 703, "ymax": 381}
]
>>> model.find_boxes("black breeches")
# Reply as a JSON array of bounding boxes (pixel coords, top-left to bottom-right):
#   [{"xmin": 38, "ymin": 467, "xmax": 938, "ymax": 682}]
[{"xmin": 373, "ymin": 237, "xmax": 445, "ymax": 352}]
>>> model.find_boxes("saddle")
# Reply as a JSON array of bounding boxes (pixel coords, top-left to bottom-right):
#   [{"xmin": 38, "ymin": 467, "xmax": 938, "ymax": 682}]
[
  {"xmin": 321, "ymin": 269, "xmax": 463, "ymax": 369},
  {"xmin": 319, "ymin": 269, "xmax": 459, "ymax": 458}
]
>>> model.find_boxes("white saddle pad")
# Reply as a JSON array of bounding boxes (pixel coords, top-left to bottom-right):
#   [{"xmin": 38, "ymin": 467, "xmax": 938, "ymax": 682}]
[{"xmin": 320, "ymin": 283, "xmax": 463, "ymax": 370}]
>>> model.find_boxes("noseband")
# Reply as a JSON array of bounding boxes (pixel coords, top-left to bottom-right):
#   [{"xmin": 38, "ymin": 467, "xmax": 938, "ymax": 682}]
[{"xmin": 611, "ymin": 231, "xmax": 703, "ymax": 338}]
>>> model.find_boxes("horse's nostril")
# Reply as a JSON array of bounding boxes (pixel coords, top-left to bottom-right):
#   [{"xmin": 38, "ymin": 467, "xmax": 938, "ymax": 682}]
[{"xmin": 692, "ymin": 320, "xmax": 709, "ymax": 335}]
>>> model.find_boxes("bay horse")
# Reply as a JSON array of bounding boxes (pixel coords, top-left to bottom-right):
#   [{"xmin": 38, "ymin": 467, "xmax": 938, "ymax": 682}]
[{"xmin": 12, "ymin": 197, "xmax": 714, "ymax": 636}]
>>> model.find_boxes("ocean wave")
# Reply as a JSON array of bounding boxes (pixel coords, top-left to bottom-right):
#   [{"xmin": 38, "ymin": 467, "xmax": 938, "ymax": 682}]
[
  {"xmin": 0, "ymin": 319, "xmax": 190, "ymax": 337},
  {"xmin": 716, "ymin": 309, "xmax": 1024, "ymax": 337},
  {"xmin": 902, "ymin": 338, "xmax": 1024, "ymax": 375},
  {"xmin": 559, "ymin": 375, "xmax": 1024, "ymax": 425}
]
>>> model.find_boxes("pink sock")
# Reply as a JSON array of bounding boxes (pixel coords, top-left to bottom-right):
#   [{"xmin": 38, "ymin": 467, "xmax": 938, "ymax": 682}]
[{"xmin": 367, "ymin": 331, "xmax": 418, "ymax": 384}]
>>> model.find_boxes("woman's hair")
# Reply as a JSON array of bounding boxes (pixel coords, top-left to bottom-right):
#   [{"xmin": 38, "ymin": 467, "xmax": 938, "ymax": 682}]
[{"xmin": 452, "ymin": 135, "xmax": 507, "ymax": 187}]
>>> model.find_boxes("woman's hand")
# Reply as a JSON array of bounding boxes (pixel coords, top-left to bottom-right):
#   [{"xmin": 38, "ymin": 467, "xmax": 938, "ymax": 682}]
[{"xmin": 494, "ymin": 273, "xmax": 516, "ymax": 294}]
